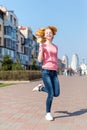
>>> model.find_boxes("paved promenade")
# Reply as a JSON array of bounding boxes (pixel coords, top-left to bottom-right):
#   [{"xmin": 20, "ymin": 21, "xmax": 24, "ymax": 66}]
[{"xmin": 0, "ymin": 75, "xmax": 87, "ymax": 130}]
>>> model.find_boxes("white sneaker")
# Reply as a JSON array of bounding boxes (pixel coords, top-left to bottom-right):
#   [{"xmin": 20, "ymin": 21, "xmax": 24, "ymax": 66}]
[
  {"xmin": 45, "ymin": 113, "xmax": 53, "ymax": 121},
  {"xmin": 32, "ymin": 83, "xmax": 42, "ymax": 92}
]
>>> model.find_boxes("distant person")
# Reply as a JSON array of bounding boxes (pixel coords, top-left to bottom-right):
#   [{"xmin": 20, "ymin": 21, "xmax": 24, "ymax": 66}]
[
  {"xmin": 79, "ymin": 67, "xmax": 82, "ymax": 76},
  {"xmin": 32, "ymin": 26, "xmax": 60, "ymax": 121}
]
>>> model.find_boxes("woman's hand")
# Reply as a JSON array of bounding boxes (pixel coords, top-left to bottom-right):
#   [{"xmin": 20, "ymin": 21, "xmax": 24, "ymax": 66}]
[
  {"xmin": 37, "ymin": 37, "xmax": 43, "ymax": 43},
  {"xmin": 36, "ymin": 37, "xmax": 43, "ymax": 52},
  {"xmin": 37, "ymin": 40, "xmax": 43, "ymax": 63}
]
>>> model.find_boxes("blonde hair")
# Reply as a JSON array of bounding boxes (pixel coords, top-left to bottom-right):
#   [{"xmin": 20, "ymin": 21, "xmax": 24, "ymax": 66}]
[{"xmin": 35, "ymin": 26, "xmax": 57, "ymax": 43}]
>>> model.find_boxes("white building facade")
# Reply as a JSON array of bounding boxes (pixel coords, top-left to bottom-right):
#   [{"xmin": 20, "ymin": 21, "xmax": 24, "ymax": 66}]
[
  {"xmin": 80, "ymin": 63, "xmax": 87, "ymax": 75},
  {"xmin": 71, "ymin": 54, "xmax": 79, "ymax": 71},
  {"xmin": 62, "ymin": 55, "xmax": 69, "ymax": 68}
]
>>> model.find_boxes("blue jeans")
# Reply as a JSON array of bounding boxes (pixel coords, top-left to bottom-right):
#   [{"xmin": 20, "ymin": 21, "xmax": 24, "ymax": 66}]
[{"xmin": 41, "ymin": 69, "xmax": 60, "ymax": 113}]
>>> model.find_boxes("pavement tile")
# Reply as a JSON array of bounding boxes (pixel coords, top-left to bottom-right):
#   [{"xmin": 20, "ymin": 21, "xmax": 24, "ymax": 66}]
[{"xmin": 0, "ymin": 75, "xmax": 87, "ymax": 130}]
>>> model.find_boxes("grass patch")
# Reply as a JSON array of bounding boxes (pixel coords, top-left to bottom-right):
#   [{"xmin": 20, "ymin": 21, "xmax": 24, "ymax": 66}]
[{"xmin": 0, "ymin": 83, "xmax": 14, "ymax": 88}]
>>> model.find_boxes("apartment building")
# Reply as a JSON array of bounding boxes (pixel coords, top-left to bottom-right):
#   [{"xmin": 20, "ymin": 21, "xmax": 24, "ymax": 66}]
[
  {"xmin": 0, "ymin": 6, "xmax": 39, "ymax": 69},
  {"xmin": 0, "ymin": 6, "xmax": 18, "ymax": 62},
  {"xmin": 62, "ymin": 55, "xmax": 69, "ymax": 68},
  {"xmin": 0, "ymin": 6, "xmax": 6, "ymax": 60},
  {"xmin": 71, "ymin": 54, "xmax": 79, "ymax": 72},
  {"xmin": 18, "ymin": 26, "xmax": 34, "ymax": 68}
]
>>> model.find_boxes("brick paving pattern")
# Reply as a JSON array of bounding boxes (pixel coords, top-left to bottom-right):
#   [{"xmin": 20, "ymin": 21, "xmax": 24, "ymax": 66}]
[{"xmin": 0, "ymin": 75, "xmax": 87, "ymax": 130}]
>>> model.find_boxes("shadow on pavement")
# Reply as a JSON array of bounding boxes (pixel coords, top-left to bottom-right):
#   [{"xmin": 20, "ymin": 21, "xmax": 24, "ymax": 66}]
[{"xmin": 54, "ymin": 109, "xmax": 87, "ymax": 119}]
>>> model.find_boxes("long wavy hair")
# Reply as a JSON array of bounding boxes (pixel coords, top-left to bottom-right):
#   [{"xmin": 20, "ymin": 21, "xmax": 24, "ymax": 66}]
[{"xmin": 35, "ymin": 26, "xmax": 58, "ymax": 43}]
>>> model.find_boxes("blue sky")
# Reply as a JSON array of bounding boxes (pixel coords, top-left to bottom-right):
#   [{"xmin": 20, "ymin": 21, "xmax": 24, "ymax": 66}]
[{"xmin": 0, "ymin": 0, "xmax": 87, "ymax": 63}]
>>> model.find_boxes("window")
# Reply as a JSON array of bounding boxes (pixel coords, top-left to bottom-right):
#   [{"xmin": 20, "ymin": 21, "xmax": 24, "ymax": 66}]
[
  {"xmin": 16, "ymin": 44, "xmax": 18, "ymax": 52},
  {"xmin": 24, "ymin": 47, "xmax": 29, "ymax": 55},
  {"xmin": 14, "ymin": 18, "xmax": 16, "ymax": 26},
  {"xmin": 21, "ymin": 37, "xmax": 24, "ymax": 44},
  {"xmin": 0, "ymin": 10, "xmax": 4, "ymax": 19},
  {"xmin": 12, "ymin": 41, "xmax": 16, "ymax": 50},
  {"xmin": 21, "ymin": 46, "xmax": 24, "ymax": 52},
  {"xmin": 10, "ymin": 15, "xmax": 12, "ymax": 23},
  {"xmin": 0, "ymin": 37, "xmax": 1, "ymax": 45},
  {"xmin": 4, "ymin": 38, "xmax": 12, "ymax": 48},
  {"xmin": 0, "ymin": 48, "xmax": 2, "ymax": 54},
  {"xmin": 4, "ymin": 26, "xmax": 12, "ymax": 36},
  {"xmin": 0, "ymin": 24, "xmax": 1, "ymax": 31},
  {"xmin": 12, "ymin": 29, "xmax": 16, "ymax": 39}
]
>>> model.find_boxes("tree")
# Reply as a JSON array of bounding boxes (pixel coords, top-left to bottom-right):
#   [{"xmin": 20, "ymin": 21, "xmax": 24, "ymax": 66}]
[
  {"xmin": 1, "ymin": 54, "xmax": 13, "ymax": 71},
  {"xmin": 12, "ymin": 58, "xmax": 23, "ymax": 70},
  {"xmin": 32, "ymin": 57, "xmax": 37, "ymax": 70}
]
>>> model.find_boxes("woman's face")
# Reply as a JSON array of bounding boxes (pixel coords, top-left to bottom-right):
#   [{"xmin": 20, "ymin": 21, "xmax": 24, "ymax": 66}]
[{"xmin": 44, "ymin": 28, "xmax": 54, "ymax": 41}]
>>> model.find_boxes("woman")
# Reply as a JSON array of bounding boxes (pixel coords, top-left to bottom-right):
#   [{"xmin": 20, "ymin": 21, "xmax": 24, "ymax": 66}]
[{"xmin": 33, "ymin": 26, "xmax": 60, "ymax": 121}]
